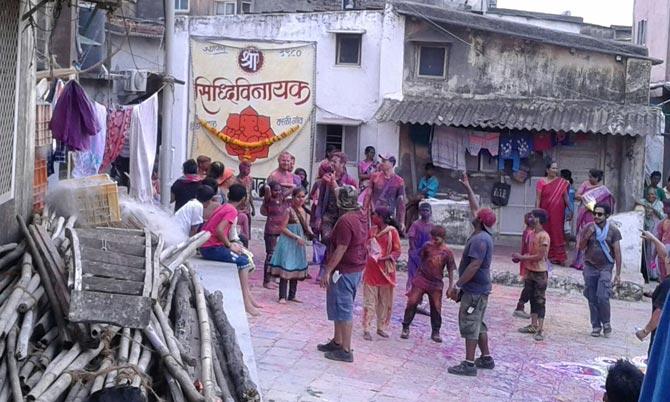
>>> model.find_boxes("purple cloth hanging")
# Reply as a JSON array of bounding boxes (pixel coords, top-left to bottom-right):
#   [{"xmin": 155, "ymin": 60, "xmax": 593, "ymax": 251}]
[{"xmin": 49, "ymin": 81, "xmax": 100, "ymax": 151}]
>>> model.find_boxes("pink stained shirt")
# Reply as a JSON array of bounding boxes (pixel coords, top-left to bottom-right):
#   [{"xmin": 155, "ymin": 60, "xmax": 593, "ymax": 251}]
[{"xmin": 201, "ymin": 204, "xmax": 238, "ymax": 249}]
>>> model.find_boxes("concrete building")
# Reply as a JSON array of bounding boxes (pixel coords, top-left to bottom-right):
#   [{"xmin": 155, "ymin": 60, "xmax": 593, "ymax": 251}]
[
  {"xmin": 169, "ymin": 6, "xmax": 405, "ymax": 184},
  {"xmin": 634, "ymin": 0, "xmax": 670, "ymax": 176},
  {"xmin": 375, "ymin": 2, "xmax": 663, "ymax": 235},
  {"xmin": 0, "ymin": 1, "xmax": 36, "ymax": 243}
]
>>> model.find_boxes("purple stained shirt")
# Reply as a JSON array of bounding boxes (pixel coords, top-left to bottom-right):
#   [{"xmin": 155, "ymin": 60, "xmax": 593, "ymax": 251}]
[{"xmin": 49, "ymin": 80, "xmax": 100, "ymax": 151}]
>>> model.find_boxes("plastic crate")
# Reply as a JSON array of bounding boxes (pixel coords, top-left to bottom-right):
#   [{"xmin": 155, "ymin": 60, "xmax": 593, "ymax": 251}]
[
  {"xmin": 34, "ymin": 158, "xmax": 47, "ymax": 186},
  {"xmin": 35, "ymin": 103, "xmax": 52, "ymax": 148},
  {"xmin": 59, "ymin": 174, "xmax": 121, "ymax": 227}
]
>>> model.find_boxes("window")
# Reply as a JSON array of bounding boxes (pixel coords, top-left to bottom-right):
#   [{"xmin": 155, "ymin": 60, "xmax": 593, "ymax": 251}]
[
  {"xmin": 417, "ymin": 45, "xmax": 447, "ymax": 78},
  {"xmin": 336, "ymin": 34, "xmax": 361, "ymax": 65},
  {"xmin": 175, "ymin": 0, "xmax": 189, "ymax": 12},
  {"xmin": 215, "ymin": 1, "xmax": 236, "ymax": 15},
  {"xmin": 241, "ymin": 1, "xmax": 252, "ymax": 13},
  {"xmin": 636, "ymin": 19, "xmax": 647, "ymax": 46},
  {"xmin": 315, "ymin": 124, "xmax": 360, "ymax": 163}
]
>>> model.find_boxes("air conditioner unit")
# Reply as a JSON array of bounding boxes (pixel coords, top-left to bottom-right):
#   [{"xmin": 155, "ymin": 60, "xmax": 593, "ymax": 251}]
[{"xmin": 123, "ymin": 70, "xmax": 148, "ymax": 93}]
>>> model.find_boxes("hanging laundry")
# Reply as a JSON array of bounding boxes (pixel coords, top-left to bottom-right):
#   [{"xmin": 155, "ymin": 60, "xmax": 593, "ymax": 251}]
[
  {"xmin": 431, "ymin": 126, "xmax": 467, "ymax": 171},
  {"xmin": 498, "ymin": 132, "xmax": 532, "ymax": 172},
  {"xmin": 466, "ymin": 131, "xmax": 500, "ymax": 156},
  {"xmin": 73, "ymin": 102, "xmax": 108, "ymax": 178},
  {"xmin": 49, "ymin": 80, "xmax": 100, "ymax": 151},
  {"xmin": 129, "ymin": 94, "xmax": 158, "ymax": 203},
  {"xmin": 100, "ymin": 106, "xmax": 133, "ymax": 172},
  {"xmin": 533, "ymin": 132, "xmax": 553, "ymax": 152}
]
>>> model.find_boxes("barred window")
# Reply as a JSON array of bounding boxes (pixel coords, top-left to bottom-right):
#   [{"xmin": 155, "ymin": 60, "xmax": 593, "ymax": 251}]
[{"xmin": 0, "ymin": 3, "xmax": 20, "ymax": 204}]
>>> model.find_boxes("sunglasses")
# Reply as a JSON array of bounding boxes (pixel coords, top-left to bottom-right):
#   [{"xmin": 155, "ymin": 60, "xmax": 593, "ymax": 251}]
[{"xmin": 593, "ymin": 212, "xmax": 606, "ymax": 217}]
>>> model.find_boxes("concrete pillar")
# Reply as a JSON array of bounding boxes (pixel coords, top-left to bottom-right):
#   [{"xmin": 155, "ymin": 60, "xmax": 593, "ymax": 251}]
[{"xmin": 620, "ymin": 135, "xmax": 646, "ymax": 211}]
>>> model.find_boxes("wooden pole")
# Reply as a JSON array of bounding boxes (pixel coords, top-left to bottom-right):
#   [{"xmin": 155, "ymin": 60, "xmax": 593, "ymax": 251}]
[
  {"xmin": 16, "ymin": 309, "xmax": 35, "ymax": 361},
  {"xmin": 16, "ymin": 216, "xmax": 69, "ymax": 344},
  {"xmin": 6, "ymin": 326, "xmax": 23, "ymax": 402},
  {"xmin": 189, "ymin": 268, "xmax": 215, "ymax": 401}
]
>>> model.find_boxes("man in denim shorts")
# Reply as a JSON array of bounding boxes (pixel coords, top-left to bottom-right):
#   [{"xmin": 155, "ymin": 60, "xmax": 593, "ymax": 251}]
[
  {"xmin": 317, "ymin": 186, "xmax": 368, "ymax": 363},
  {"xmin": 448, "ymin": 172, "xmax": 496, "ymax": 376}
]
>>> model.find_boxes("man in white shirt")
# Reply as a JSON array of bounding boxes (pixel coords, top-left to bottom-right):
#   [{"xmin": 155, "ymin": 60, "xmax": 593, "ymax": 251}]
[{"xmin": 174, "ymin": 185, "xmax": 216, "ymax": 237}]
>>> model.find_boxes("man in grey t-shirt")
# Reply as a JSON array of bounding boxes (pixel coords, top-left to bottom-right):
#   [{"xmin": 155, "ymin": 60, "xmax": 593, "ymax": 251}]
[{"xmin": 447, "ymin": 173, "xmax": 496, "ymax": 377}]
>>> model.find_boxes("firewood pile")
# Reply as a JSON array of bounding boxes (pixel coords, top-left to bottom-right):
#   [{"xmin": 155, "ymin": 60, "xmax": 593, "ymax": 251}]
[{"xmin": 0, "ymin": 208, "xmax": 260, "ymax": 402}]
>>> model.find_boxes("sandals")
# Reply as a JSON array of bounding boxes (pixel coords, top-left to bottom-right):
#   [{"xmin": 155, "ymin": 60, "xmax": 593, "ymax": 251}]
[{"xmin": 518, "ymin": 325, "xmax": 538, "ymax": 334}]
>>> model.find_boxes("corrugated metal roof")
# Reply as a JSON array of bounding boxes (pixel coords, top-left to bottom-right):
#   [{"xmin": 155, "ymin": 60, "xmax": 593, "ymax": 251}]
[
  {"xmin": 374, "ymin": 96, "xmax": 665, "ymax": 136},
  {"xmin": 392, "ymin": 2, "xmax": 660, "ymax": 63}
]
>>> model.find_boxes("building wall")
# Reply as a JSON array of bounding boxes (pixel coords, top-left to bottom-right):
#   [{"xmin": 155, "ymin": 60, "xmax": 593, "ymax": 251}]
[
  {"xmin": 0, "ymin": 1, "xmax": 35, "ymax": 244},
  {"xmin": 403, "ymin": 21, "xmax": 647, "ymax": 104},
  {"xmin": 633, "ymin": 0, "xmax": 670, "ymax": 83},
  {"xmin": 169, "ymin": 8, "xmax": 404, "ymax": 182}
]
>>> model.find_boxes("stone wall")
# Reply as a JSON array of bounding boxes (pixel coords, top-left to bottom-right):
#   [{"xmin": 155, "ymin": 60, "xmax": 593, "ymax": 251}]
[{"xmin": 402, "ymin": 21, "xmax": 650, "ymax": 105}]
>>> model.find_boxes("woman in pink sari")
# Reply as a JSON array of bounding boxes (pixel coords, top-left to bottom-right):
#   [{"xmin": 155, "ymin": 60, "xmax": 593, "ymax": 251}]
[
  {"xmin": 536, "ymin": 162, "xmax": 572, "ymax": 265},
  {"xmin": 570, "ymin": 169, "xmax": 615, "ymax": 270}
]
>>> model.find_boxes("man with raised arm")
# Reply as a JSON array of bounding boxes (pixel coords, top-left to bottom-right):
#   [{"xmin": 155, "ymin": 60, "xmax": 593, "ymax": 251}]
[{"xmin": 447, "ymin": 172, "xmax": 496, "ymax": 377}]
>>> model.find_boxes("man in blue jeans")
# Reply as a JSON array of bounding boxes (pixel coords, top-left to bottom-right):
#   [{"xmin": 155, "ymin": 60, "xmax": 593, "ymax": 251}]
[
  {"xmin": 317, "ymin": 186, "xmax": 368, "ymax": 363},
  {"xmin": 578, "ymin": 203, "xmax": 622, "ymax": 338}
]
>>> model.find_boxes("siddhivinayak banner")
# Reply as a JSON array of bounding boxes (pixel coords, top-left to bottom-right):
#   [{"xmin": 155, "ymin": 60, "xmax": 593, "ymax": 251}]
[{"xmin": 189, "ymin": 38, "xmax": 316, "ymax": 179}]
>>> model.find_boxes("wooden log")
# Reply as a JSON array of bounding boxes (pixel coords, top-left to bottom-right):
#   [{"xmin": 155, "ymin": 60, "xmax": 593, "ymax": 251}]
[
  {"xmin": 189, "ymin": 268, "xmax": 215, "ymax": 401},
  {"xmin": 23, "ymin": 370, "xmax": 42, "ymax": 392},
  {"xmin": 0, "ymin": 276, "xmax": 19, "ymax": 307},
  {"xmin": 128, "ymin": 329, "xmax": 142, "ymax": 366},
  {"xmin": 0, "ymin": 242, "xmax": 26, "ymax": 270},
  {"xmin": 172, "ymin": 276, "xmax": 199, "ymax": 379},
  {"xmin": 166, "ymin": 375, "xmax": 185, "ymax": 402},
  {"xmin": 33, "ymin": 311, "xmax": 53, "ymax": 340},
  {"xmin": 90, "ymin": 356, "xmax": 112, "ymax": 394},
  {"xmin": 207, "ymin": 304, "xmax": 236, "ymax": 402},
  {"xmin": 0, "ymin": 243, "xmax": 18, "ymax": 255},
  {"xmin": 37, "ymin": 327, "xmax": 58, "ymax": 348},
  {"xmin": 166, "ymin": 233, "xmax": 211, "ymax": 272},
  {"xmin": 37, "ymin": 343, "xmax": 58, "ymax": 369},
  {"xmin": 152, "ymin": 305, "xmax": 185, "ymax": 366},
  {"xmin": 49, "ymin": 217, "xmax": 65, "ymax": 240},
  {"xmin": 31, "ymin": 338, "xmax": 108, "ymax": 402},
  {"xmin": 0, "ymin": 269, "xmax": 18, "ymax": 298},
  {"xmin": 18, "ymin": 352, "xmax": 36, "ymax": 383},
  {"xmin": 207, "ymin": 291, "xmax": 260, "ymax": 401},
  {"xmin": 0, "ymin": 377, "xmax": 10, "ymax": 401},
  {"xmin": 6, "ymin": 327, "xmax": 22, "ymax": 402},
  {"xmin": 63, "ymin": 380, "xmax": 83, "ymax": 402},
  {"xmin": 0, "ymin": 355, "xmax": 8, "ymax": 396},
  {"xmin": 28, "ymin": 343, "xmax": 82, "ymax": 397},
  {"xmin": 31, "ymin": 225, "xmax": 68, "ymax": 304},
  {"xmin": 211, "ymin": 324, "xmax": 235, "ymax": 402},
  {"xmin": 162, "ymin": 267, "xmax": 182, "ymax": 316},
  {"xmin": 17, "ymin": 216, "xmax": 69, "ymax": 344},
  {"xmin": 143, "ymin": 324, "xmax": 205, "ymax": 402},
  {"xmin": 159, "ymin": 231, "xmax": 208, "ymax": 261},
  {"xmin": 131, "ymin": 342, "xmax": 152, "ymax": 388},
  {"xmin": 0, "ymin": 254, "xmax": 33, "ymax": 337},
  {"xmin": 69, "ymin": 379, "xmax": 92, "ymax": 402},
  {"xmin": 105, "ymin": 327, "xmax": 130, "ymax": 388},
  {"xmin": 18, "ymin": 286, "xmax": 44, "ymax": 313},
  {"xmin": 16, "ymin": 309, "xmax": 34, "ymax": 361}
]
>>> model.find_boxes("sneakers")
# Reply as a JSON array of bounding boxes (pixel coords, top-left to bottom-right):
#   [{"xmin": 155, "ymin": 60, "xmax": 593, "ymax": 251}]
[
  {"xmin": 474, "ymin": 356, "xmax": 495, "ymax": 369},
  {"xmin": 591, "ymin": 328, "xmax": 601, "ymax": 337},
  {"xmin": 603, "ymin": 324, "xmax": 612, "ymax": 338},
  {"xmin": 513, "ymin": 309, "xmax": 531, "ymax": 319},
  {"xmin": 324, "ymin": 349, "xmax": 354, "ymax": 363},
  {"xmin": 448, "ymin": 361, "xmax": 477, "ymax": 377},
  {"xmin": 533, "ymin": 331, "xmax": 545, "ymax": 342},
  {"xmin": 317, "ymin": 339, "xmax": 342, "ymax": 352},
  {"xmin": 363, "ymin": 332, "xmax": 372, "ymax": 341},
  {"xmin": 431, "ymin": 331, "xmax": 442, "ymax": 343},
  {"xmin": 400, "ymin": 326, "xmax": 410, "ymax": 339},
  {"xmin": 518, "ymin": 325, "xmax": 538, "ymax": 334}
]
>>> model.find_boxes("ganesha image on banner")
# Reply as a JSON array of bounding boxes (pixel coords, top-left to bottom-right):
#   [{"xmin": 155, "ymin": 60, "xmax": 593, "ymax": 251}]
[{"xmin": 221, "ymin": 106, "xmax": 276, "ymax": 162}]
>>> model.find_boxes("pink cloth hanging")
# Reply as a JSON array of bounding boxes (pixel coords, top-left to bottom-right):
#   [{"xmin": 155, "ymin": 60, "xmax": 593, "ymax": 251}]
[{"xmin": 100, "ymin": 107, "xmax": 133, "ymax": 171}]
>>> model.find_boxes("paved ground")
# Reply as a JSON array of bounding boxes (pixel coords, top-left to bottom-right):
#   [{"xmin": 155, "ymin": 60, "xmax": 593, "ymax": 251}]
[{"xmin": 242, "ymin": 238, "xmax": 651, "ymax": 402}]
